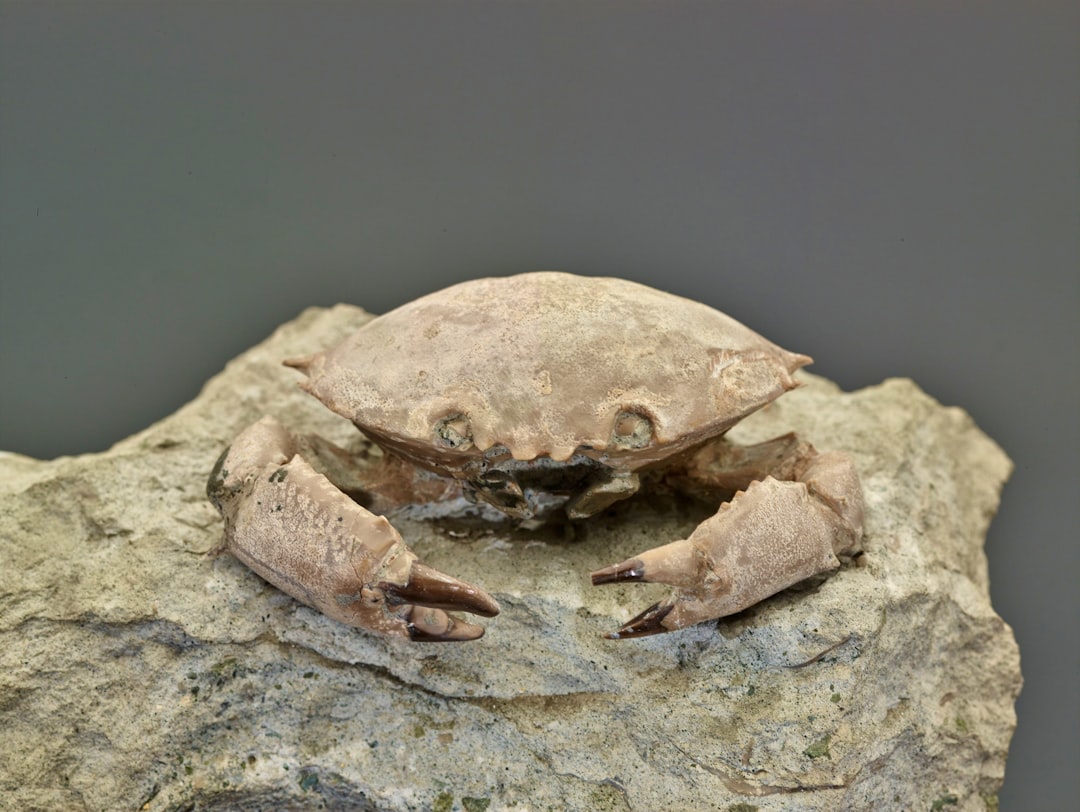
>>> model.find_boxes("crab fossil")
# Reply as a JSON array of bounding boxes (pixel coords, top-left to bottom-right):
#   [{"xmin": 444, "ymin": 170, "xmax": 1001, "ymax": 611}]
[{"xmin": 207, "ymin": 272, "xmax": 863, "ymax": 641}]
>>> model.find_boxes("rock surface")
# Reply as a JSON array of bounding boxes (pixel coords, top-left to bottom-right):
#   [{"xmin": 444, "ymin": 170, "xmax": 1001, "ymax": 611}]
[{"xmin": 0, "ymin": 304, "xmax": 1021, "ymax": 812}]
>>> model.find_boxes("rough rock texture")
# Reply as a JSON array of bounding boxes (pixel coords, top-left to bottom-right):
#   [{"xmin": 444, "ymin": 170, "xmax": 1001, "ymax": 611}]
[{"xmin": 0, "ymin": 304, "xmax": 1021, "ymax": 812}]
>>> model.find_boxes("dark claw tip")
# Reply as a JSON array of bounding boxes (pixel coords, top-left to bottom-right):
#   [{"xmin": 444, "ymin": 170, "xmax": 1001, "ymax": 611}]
[
  {"xmin": 590, "ymin": 558, "xmax": 647, "ymax": 586},
  {"xmin": 381, "ymin": 562, "xmax": 500, "ymax": 618},
  {"xmin": 605, "ymin": 601, "xmax": 675, "ymax": 640}
]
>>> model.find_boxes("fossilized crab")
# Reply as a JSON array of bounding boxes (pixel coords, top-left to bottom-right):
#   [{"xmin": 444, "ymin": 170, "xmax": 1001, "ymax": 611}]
[{"xmin": 207, "ymin": 272, "xmax": 863, "ymax": 641}]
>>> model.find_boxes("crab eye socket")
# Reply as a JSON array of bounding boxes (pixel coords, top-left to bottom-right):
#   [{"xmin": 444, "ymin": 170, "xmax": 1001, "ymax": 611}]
[
  {"xmin": 434, "ymin": 415, "xmax": 473, "ymax": 451},
  {"xmin": 611, "ymin": 410, "xmax": 653, "ymax": 450}
]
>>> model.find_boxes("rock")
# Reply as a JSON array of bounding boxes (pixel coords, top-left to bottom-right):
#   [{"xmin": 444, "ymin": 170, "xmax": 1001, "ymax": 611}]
[{"xmin": 0, "ymin": 304, "xmax": 1020, "ymax": 812}]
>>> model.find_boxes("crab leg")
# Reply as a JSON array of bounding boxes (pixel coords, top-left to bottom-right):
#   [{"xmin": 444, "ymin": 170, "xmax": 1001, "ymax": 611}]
[
  {"xmin": 207, "ymin": 417, "xmax": 499, "ymax": 641},
  {"xmin": 591, "ymin": 435, "xmax": 863, "ymax": 639}
]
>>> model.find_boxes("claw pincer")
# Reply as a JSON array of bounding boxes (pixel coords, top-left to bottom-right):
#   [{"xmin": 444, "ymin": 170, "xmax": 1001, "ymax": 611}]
[
  {"xmin": 208, "ymin": 417, "xmax": 498, "ymax": 641},
  {"xmin": 591, "ymin": 471, "xmax": 863, "ymax": 639}
]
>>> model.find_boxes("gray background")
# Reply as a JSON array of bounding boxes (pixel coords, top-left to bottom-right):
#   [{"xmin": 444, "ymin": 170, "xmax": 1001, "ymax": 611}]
[{"xmin": 1, "ymin": 2, "xmax": 1075, "ymax": 808}]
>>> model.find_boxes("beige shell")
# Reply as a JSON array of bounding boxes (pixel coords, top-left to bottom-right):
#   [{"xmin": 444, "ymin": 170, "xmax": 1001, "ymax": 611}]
[{"xmin": 288, "ymin": 272, "xmax": 810, "ymax": 470}]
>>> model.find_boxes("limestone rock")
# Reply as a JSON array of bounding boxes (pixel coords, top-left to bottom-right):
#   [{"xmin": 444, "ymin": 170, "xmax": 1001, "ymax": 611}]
[{"xmin": 0, "ymin": 304, "xmax": 1020, "ymax": 811}]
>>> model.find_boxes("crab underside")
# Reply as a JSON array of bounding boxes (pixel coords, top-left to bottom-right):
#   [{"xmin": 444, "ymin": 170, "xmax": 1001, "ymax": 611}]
[{"xmin": 207, "ymin": 273, "xmax": 864, "ymax": 641}]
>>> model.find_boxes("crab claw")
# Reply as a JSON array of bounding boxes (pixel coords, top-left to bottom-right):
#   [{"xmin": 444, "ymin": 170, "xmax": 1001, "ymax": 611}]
[
  {"xmin": 591, "ymin": 475, "xmax": 860, "ymax": 639},
  {"xmin": 208, "ymin": 417, "xmax": 499, "ymax": 641}
]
